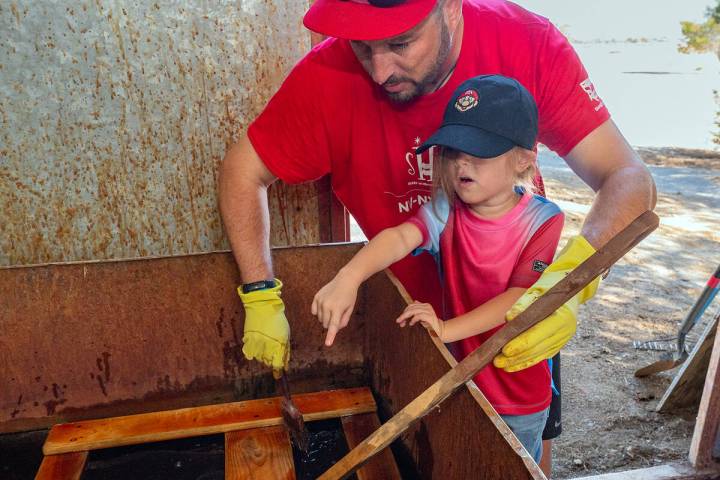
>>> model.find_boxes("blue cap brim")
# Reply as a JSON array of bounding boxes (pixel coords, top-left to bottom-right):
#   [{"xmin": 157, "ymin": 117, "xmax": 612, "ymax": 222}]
[{"xmin": 416, "ymin": 124, "xmax": 515, "ymax": 158}]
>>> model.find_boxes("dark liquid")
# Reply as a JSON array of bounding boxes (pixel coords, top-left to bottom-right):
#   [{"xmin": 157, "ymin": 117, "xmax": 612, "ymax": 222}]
[
  {"xmin": 83, "ymin": 434, "xmax": 225, "ymax": 480},
  {"xmin": 294, "ymin": 419, "xmax": 355, "ymax": 480}
]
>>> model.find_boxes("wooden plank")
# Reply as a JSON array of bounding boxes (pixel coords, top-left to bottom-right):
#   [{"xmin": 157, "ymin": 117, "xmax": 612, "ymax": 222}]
[
  {"xmin": 35, "ymin": 451, "xmax": 88, "ymax": 480},
  {"xmin": 571, "ymin": 461, "xmax": 720, "ymax": 480},
  {"xmin": 341, "ymin": 413, "xmax": 401, "ymax": 480},
  {"xmin": 657, "ymin": 314, "xmax": 719, "ymax": 412},
  {"xmin": 225, "ymin": 425, "xmax": 296, "ymax": 480},
  {"xmin": 319, "ymin": 211, "xmax": 659, "ymax": 480},
  {"xmin": 376, "ymin": 272, "xmax": 544, "ymax": 479},
  {"xmin": 690, "ymin": 312, "xmax": 720, "ymax": 468},
  {"xmin": 43, "ymin": 387, "xmax": 375, "ymax": 455}
]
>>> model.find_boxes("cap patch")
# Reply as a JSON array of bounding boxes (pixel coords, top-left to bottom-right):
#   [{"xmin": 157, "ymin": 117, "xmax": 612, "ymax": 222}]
[{"xmin": 455, "ymin": 89, "xmax": 479, "ymax": 112}]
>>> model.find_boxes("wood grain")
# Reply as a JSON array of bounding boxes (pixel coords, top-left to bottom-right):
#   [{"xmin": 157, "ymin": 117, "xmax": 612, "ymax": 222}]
[
  {"xmin": 225, "ymin": 426, "xmax": 296, "ymax": 480},
  {"xmin": 368, "ymin": 272, "xmax": 543, "ymax": 479},
  {"xmin": 35, "ymin": 451, "xmax": 87, "ymax": 480},
  {"xmin": 657, "ymin": 315, "xmax": 719, "ymax": 412},
  {"xmin": 320, "ymin": 211, "xmax": 659, "ymax": 480},
  {"xmin": 689, "ymin": 314, "xmax": 720, "ymax": 468},
  {"xmin": 341, "ymin": 413, "xmax": 401, "ymax": 480},
  {"xmin": 43, "ymin": 387, "xmax": 375, "ymax": 455}
]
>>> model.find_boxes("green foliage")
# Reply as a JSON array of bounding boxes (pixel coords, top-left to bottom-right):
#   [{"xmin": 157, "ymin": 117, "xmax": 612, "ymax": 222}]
[
  {"xmin": 678, "ymin": 1, "xmax": 720, "ymax": 59},
  {"xmin": 680, "ymin": 2, "xmax": 720, "ymax": 147},
  {"xmin": 710, "ymin": 2, "xmax": 720, "ymax": 22}
]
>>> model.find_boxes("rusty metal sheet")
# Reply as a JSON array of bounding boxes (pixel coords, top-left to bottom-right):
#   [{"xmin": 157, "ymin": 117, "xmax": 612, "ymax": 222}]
[
  {"xmin": 0, "ymin": 244, "xmax": 367, "ymax": 433},
  {"xmin": 0, "ymin": 0, "xmax": 319, "ymax": 267}
]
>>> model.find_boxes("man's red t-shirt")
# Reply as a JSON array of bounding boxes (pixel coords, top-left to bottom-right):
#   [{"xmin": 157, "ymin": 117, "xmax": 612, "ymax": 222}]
[{"xmin": 248, "ymin": 0, "xmax": 609, "ymax": 314}]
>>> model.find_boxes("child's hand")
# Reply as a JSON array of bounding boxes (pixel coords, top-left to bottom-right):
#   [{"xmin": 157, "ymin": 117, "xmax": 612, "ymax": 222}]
[
  {"xmin": 312, "ymin": 272, "xmax": 360, "ymax": 346},
  {"xmin": 396, "ymin": 302, "xmax": 444, "ymax": 341}
]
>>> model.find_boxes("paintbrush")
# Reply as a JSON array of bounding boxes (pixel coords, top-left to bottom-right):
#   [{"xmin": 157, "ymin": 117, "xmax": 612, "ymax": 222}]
[{"xmin": 275, "ymin": 370, "xmax": 309, "ymax": 452}]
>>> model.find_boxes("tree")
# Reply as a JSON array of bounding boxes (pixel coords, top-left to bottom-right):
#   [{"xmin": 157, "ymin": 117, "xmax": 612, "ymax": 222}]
[
  {"xmin": 678, "ymin": 1, "xmax": 720, "ymax": 59},
  {"xmin": 679, "ymin": 1, "xmax": 720, "ymax": 146}
]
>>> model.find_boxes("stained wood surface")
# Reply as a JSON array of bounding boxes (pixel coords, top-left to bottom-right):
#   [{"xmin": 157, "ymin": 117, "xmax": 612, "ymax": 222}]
[
  {"xmin": 43, "ymin": 387, "xmax": 374, "ymax": 455},
  {"xmin": 35, "ymin": 451, "xmax": 87, "ymax": 480},
  {"xmin": 689, "ymin": 313, "xmax": 720, "ymax": 468},
  {"xmin": 375, "ymin": 273, "xmax": 544, "ymax": 479},
  {"xmin": 657, "ymin": 314, "xmax": 719, "ymax": 412},
  {"xmin": 364, "ymin": 272, "xmax": 546, "ymax": 479},
  {"xmin": 2, "ymin": 245, "xmax": 368, "ymax": 435},
  {"xmin": 320, "ymin": 211, "xmax": 659, "ymax": 480},
  {"xmin": 225, "ymin": 425, "xmax": 296, "ymax": 480},
  {"xmin": 341, "ymin": 413, "xmax": 401, "ymax": 480}
]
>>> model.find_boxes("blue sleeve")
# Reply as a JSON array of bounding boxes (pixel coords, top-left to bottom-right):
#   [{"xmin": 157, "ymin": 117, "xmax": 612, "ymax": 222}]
[{"xmin": 411, "ymin": 194, "xmax": 451, "ymax": 257}]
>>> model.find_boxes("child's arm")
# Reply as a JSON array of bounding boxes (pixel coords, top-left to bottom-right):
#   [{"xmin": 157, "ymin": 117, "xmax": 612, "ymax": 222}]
[
  {"xmin": 396, "ymin": 287, "xmax": 527, "ymax": 343},
  {"xmin": 313, "ymin": 222, "xmax": 424, "ymax": 346}
]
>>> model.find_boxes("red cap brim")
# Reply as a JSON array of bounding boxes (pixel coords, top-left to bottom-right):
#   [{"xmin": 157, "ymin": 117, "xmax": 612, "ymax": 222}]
[{"xmin": 304, "ymin": 0, "xmax": 437, "ymax": 41}]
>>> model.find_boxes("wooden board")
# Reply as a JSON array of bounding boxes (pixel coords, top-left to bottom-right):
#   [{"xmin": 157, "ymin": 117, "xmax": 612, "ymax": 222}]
[
  {"xmin": 341, "ymin": 413, "xmax": 401, "ymax": 480},
  {"xmin": 43, "ymin": 387, "xmax": 374, "ymax": 455},
  {"xmin": 35, "ymin": 451, "xmax": 87, "ymax": 480},
  {"xmin": 657, "ymin": 314, "xmax": 719, "ymax": 412},
  {"xmin": 689, "ymin": 312, "xmax": 720, "ymax": 468},
  {"xmin": 362, "ymin": 272, "xmax": 544, "ymax": 480},
  {"xmin": 225, "ymin": 425, "xmax": 296, "ymax": 480}
]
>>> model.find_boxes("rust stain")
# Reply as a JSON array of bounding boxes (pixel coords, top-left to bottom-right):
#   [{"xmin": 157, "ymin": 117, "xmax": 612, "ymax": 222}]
[
  {"xmin": 44, "ymin": 399, "xmax": 67, "ymax": 416},
  {"xmin": 0, "ymin": 1, "xmax": 313, "ymax": 267},
  {"xmin": 10, "ymin": 3, "xmax": 20, "ymax": 25},
  {"xmin": 96, "ymin": 352, "xmax": 111, "ymax": 382}
]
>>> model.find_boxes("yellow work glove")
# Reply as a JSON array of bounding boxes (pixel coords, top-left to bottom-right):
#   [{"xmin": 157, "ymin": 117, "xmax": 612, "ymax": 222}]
[
  {"xmin": 494, "ymin": 235, "xmax": 600, "ymax": 373},
  {"xmin": 238, "ymin": 279, "xmax": 290, "ymax": 373}
]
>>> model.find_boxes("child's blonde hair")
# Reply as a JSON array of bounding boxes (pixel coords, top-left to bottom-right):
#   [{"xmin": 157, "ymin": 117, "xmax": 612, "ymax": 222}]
[{"xmin": 432, "ymin": 146, "xmax": 538, "ymax": 217}]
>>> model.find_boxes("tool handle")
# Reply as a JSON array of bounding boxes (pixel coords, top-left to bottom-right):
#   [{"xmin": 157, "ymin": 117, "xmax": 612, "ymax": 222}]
[
  {"xmin": 319, "ymin": 211, "xmax": 659, "ymax": 480},
  {"xmin": 676, "ymin": 262, "xmax": 720, "ymax": 352}
]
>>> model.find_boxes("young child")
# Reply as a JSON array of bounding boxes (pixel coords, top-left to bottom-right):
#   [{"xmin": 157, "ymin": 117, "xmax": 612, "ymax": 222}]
[{"xmin": 312, "ymin": 74, "xmax": 564, "ymax": 462}]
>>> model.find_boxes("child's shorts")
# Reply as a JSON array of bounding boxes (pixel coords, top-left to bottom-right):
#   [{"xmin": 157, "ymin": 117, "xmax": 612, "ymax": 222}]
[{"xmin": 501, "ymin": 407, "xmax": 551, "ymax": 463}]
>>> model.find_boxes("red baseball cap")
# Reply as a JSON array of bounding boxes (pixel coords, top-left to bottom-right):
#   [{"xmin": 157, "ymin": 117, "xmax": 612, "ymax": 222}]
[{"xmin": 303, "ymin": 0, "xmax": 438, "ymax": 41}]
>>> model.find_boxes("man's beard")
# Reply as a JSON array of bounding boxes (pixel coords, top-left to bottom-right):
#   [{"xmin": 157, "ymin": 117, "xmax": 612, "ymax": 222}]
[{"xmin": 383, "ymin": 18, "xmax": 452, "ymax": 104}]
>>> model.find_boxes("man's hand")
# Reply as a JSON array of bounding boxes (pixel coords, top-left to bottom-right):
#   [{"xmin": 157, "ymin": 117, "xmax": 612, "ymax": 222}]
[
  {"xmin": 238, "ymin": 279, "xmax": 290, "ymax": 372},
  {"xmin": 494, "ymin": 235, "xmax": 600, "ymax": 372},
  {"xmin": 312, "ymin": 271, "xmax": 361, "ymax": 346}
]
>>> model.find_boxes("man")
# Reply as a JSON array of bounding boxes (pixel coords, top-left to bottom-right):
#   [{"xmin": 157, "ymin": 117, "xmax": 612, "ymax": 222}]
[{"xmin": 219, "ymin": 0, "xmax": 656, "ymax": 473}]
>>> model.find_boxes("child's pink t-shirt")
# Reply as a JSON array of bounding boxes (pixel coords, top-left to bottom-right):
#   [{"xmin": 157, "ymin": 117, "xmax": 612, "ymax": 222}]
[{"xmin": 408, "ymin": 192, "xmax": 564, "ymax": 415}]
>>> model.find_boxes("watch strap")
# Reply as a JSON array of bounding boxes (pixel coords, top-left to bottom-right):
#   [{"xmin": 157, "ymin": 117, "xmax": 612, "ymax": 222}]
[{"xmin": 241, "ymin": 279, "xmax": 277, "ymax": 294}]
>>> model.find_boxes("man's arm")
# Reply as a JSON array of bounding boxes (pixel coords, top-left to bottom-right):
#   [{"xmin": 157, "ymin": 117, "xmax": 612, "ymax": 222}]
[
  {"xmin": 565, "ymin": 119, "xmax": 657, "ymax": 247},
  {"xmin": 219, "ymin": 134, "xmax": 291, "ymax": 372},
  {"xmin": 495, "ymin": 120, "xmax": 656, "ymax": 372},
  {"xmin": 218, "ymin": 134, "xmax": 276, "ymax": 283}
]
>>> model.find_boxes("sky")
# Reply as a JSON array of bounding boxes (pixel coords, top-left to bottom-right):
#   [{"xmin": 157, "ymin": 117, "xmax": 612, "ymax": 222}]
[
  {"xmin": 515, "ymin": 0, "xmax": 720, "ymax": 149},
  {"xmin": 515, "ymin": 0, "xmax": 713, "ymax": 41}
]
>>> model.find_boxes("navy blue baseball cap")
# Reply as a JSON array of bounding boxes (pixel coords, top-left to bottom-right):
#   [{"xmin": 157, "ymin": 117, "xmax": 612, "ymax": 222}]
[{"xmin": 416, "ymin": 75, "xmax": 538, "ymax": 158}]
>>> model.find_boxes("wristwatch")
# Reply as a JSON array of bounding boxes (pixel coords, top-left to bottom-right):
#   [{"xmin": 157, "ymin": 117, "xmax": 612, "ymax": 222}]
[{"xmin": 241, "ymin": 279, "xmax": 277, "ymax": 294}]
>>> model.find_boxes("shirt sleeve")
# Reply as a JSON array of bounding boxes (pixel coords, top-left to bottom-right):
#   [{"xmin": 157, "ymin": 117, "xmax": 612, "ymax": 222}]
[
  {"xmin": 407, "ymin": 195, "xmax": 451, "ymax": 257},
  {"xmin": 508, "ymin": 212, "xmax": 565, "ymax": 288},
  {"xmin": 535, "ymin": 23, "xmax": 611, "ymax": 157},
  {"xmin": 247, "ymin": 52, "xmax": 334, "ymax": 185}
]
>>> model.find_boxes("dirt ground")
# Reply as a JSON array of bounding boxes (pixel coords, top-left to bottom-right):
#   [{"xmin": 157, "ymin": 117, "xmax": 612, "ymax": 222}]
[{"xmin": 539, "ymin": 146, "xmax": 720, "ymax": 478}]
